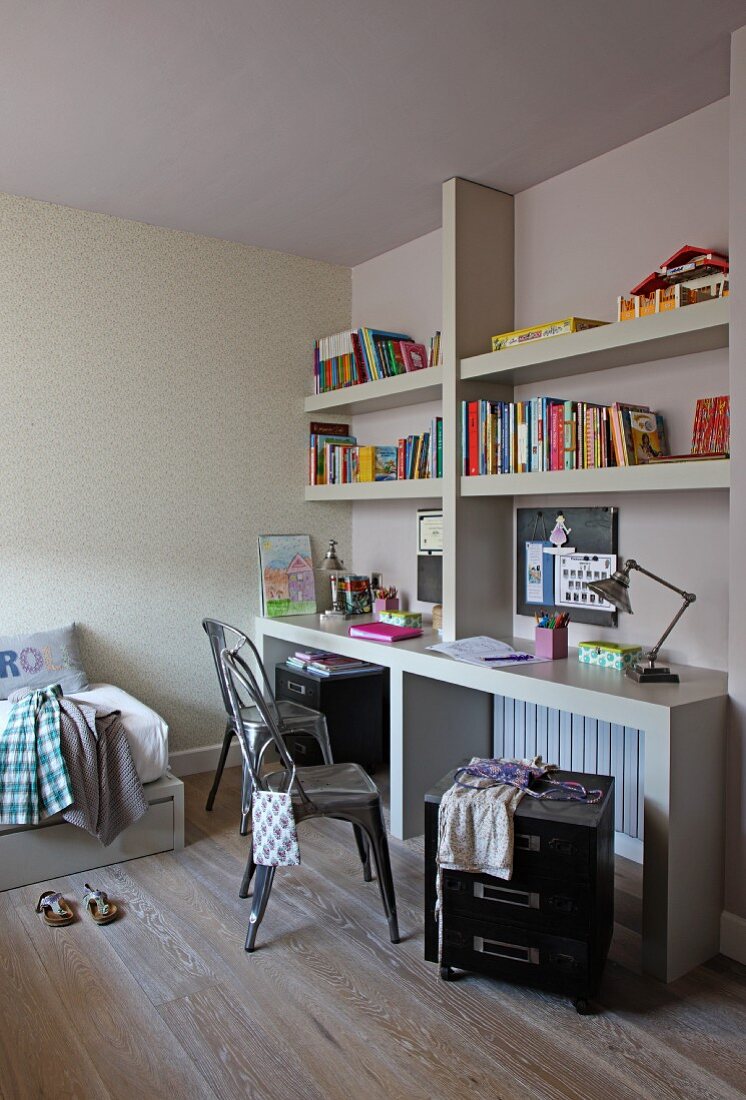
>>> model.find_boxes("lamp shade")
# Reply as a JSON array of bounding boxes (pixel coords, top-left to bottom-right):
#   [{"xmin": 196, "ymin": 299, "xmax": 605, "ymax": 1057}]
[
  {"xmin": 587, "ymin": 568, "xmax": 633, "ymax": 614},
  {"xmin": 321, "ymin": 538, "xmax": 343, "ymax": 572}
]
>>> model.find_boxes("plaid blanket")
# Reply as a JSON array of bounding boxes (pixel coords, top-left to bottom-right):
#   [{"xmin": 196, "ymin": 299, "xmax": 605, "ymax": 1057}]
[{"xmin": 0, "ymin": 684, "xmax": 73, "ymax": 824}]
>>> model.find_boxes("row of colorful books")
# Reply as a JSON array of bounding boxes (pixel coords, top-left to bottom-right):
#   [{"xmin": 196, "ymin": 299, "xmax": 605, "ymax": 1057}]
[
  {"xmin": 286, "ymin": 649, "xmax": 383, "ymax": 678},
  {"xmin": 309, "ymin": 418, "xmax": 443, "ymax": 484},
  {"xmin": 313, "ymin": 327, "xmax": 432, "ymax": 393},
  {"xmin": 461, "ymin": 398, "xmax": 670, "ymax": 475}
]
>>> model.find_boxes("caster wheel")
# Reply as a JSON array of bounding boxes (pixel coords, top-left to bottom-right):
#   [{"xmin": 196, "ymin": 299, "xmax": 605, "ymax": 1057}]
[
  {"xmin": 574, "ymin": 998, "xmax": 591, "ymax": 1015},
  {"xmin": 439, "ymin": 966, "xmax": 454, "ymax": 981}
]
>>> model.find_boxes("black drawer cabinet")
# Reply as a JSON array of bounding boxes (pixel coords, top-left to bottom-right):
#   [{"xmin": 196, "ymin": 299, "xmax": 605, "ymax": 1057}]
[
  {"xmin": 275, "ymin": 663, "xmax": 385, "ymax": 773},
  {"xmin": 424, "ymin": 769, "xmax": 614, "ymax": 1012}
]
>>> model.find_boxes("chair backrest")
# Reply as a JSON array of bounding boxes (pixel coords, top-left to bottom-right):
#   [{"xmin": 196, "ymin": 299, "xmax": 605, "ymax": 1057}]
[
  {"xmin": 202, "ymin": 618, "xmax": 278, "ymax": 723},
  {"xmin": 221, "ymin": 646, "xmax": 302, "ymax": 797}
]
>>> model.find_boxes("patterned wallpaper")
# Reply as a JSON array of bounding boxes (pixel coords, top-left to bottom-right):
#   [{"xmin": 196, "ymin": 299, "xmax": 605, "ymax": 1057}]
[{"xmin": 0, "ymin": 192, "xmax": 352, "ymax": 751}]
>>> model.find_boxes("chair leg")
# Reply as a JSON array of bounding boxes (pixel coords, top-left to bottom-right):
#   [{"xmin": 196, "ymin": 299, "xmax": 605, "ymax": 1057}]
[
  {"xmin": 245, "ymin": 865, "xmax": 276, "ymax": 952},
  {"xmin": 239, "ymin": 845, "xmax": 256, "ymax": 898},
  {"xmin": 240, "ymin": 761, "xmax": 253, "ymax": 836},
  {"xmin": 353, "ymin": 824, "xmax": 372, "ymax": 882},
  {"xmin": 205, "ymin": 724, "xmax": 234, "ymax": 811},
  {"xmin": 365, "ymin": 810, "xmax": 400, "ymax": 944}
]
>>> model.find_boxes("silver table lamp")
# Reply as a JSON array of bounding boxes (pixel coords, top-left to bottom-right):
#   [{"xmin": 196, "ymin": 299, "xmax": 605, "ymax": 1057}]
[
  {"xmin": 587, "ymin": 559, "xmax": 696, "ymax": 684},
  {"xmin": 319, "ymin": 538, "xmax": 348, "ymax": 621}
]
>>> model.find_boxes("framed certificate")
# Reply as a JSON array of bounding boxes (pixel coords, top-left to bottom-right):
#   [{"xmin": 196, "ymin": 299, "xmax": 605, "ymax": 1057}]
[{"xmin": 417, "ymin": 509, "xmax": 443, "ymax": 555}]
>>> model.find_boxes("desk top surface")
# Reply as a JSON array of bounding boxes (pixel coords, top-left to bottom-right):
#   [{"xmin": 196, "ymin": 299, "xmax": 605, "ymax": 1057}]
[{"xmin": 256, "ymin": 614, "xmax": 728, "ymax": 725}]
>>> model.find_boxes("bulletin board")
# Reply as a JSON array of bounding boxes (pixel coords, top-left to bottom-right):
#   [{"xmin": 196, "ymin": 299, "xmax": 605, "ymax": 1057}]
[{"xmin": 516, "ymin": 506, "xmax": 619, "ymax": 627}]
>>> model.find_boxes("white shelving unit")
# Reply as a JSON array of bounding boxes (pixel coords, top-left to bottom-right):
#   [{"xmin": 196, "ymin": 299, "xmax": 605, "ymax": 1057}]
[
  {"xmin": 461, "ymin": 460, "xmax": 730, "ymax": 496},
  {"xmin": 293, "ymin": 179, "xmax": 732, "ymax": 984},
  {"xmin": 461, "ymin": 298, "xmax": 729, "ymax": 386},
  {"xmin": 304, "ymin": 365, "xmax": 443, "ymax": 415},
  {"xmin": 306, "ymin": 478, "xmax": 443, "ymax": 501},
  {"xmin": 303, "ymin": 180, "xmax": 731, "ymax": 632}
]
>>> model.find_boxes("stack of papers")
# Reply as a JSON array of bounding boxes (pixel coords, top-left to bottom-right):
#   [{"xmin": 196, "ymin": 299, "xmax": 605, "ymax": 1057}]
[{"xmin": 426, "ymin": 636, "xmax": 549, "ymax": 666}]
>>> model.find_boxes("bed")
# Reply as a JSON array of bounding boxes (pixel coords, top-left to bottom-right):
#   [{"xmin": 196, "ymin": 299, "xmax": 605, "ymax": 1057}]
[{"xmin": 0, "ymin": 684, "xmax": 184, "ymax": 891}]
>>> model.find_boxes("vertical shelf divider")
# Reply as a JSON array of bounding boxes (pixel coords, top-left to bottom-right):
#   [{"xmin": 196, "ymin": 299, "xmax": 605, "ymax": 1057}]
[{"xmin": 442, "ymin": 178, "xmax": 516, "ymax": 640}]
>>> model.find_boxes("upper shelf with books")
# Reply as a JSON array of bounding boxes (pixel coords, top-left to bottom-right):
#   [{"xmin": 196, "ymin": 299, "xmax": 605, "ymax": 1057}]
[
  {"xmin": 304, "ymin": 365, "xmax": 443, "ymax": 416},
  {"xmin": 460, "ymin": 459, "xmax": 730, "ymax": 497},
  {"xmin": 460, "ymin": 298, "xmax": 729, "ymax": 387},
  {"xmin": 305, "ymin": 478, "xmax": 444, "ymax": 502}
]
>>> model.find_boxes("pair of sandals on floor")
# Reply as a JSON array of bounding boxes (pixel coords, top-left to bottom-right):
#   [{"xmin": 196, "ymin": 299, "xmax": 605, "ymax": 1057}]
[{"xmin": 35, "ymin": 884, "xmax": 118, "ymax": 927}]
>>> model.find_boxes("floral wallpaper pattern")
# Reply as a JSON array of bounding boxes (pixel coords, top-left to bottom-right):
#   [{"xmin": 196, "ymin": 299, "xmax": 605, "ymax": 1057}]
[{"xmin": 0, "ymin": 192, "xmax": 351, "ymax": 751}]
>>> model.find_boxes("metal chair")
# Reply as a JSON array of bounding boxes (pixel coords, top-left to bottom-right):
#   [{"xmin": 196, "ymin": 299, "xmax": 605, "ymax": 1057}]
[
  {"xmin": 221, "ymin": 645, "xmax": 399, "ymax": 952},
  {"xmin": 202, "ymin": 619, "xmax": 333, "ymax": 834}
]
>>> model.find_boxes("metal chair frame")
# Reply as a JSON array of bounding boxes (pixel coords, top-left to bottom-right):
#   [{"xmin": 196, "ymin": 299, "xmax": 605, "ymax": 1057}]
[
  {"xmin": 221, "ymin": 645, "xmax": 399, "ymax": 952},
  {"xmin": 202, "ymin": 618, "xmax": 333, "ymax": 833}
]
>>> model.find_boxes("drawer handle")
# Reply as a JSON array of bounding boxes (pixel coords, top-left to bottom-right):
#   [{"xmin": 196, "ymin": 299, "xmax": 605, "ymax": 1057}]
[
  {"xmin": 548, "ymin": 894, "xmax": 577, "ymax": 913},
  {"xmin": 551, "ymin": 952, "xmax": 578, "ymax": 971},
  {"xmin": 286, "ymin": 680, "xmax": 307, "ymax": 696},
  {"xmin": 548, "ymin": 838, "xmax": 577, "ymax": 856},
  {"xmin": 473, "ymin": 882, "xmax": 539, "ymax": 909},
  {"xmin": 474, "ymin": 936, "xmax": 540, "ymax": 965},
  {"xmin": 515, "ymin": 833, "xmax": 541, "ymax": 852}
]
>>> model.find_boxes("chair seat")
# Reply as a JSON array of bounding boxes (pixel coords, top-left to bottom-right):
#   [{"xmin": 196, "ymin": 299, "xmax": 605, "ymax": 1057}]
[
  {"xmin": 265, "ymin": 762, "xmax": 380, "ymax": 808},
  {"xmin": 239, "ymin": 699, "xmax": 321, "ymax": 732}
]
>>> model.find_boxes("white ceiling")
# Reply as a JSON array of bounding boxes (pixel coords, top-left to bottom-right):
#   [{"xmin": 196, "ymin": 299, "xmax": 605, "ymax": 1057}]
[{"xmin": 1, "ymin": 1, "xmax": 743, "ymax": 266}]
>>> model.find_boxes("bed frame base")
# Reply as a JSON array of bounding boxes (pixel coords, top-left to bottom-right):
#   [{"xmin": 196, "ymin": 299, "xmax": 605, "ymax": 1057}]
[{"xmin": 0, "ymin": 772, "xmax": 184, "ymax": 892}]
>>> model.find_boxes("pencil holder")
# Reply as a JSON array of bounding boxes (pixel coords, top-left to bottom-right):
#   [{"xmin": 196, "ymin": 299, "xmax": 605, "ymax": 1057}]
[
  {"xmin": 535, "ymin": 626, "xmax": 568, "ymax": 660},
  {"xmin": 374, "ymin": 597, "xmax": 399, "ymax": 613}
]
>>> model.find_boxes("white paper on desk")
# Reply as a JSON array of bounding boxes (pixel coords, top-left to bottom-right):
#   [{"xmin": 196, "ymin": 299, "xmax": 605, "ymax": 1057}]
[{"xmin": 427, "ymin": 635, "xmax": 551, "ymax": 666}]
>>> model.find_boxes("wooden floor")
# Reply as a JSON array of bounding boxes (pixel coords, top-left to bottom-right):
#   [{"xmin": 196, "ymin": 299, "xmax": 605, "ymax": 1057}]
[{"xmin": 1, "ymin": 766, "xmax": 745, "ymax": 1100}]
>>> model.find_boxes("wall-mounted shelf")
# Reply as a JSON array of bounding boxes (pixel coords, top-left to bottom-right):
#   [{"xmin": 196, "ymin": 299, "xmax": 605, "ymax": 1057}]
[
  {"xmin": 304, "ymin": 365, "xmax": 443, "ymax": 415},
  {"xmin": 460, "ymin": 460, "xmax": 730, "ymax": 497},
  {"xmin": 306, "ymin": 478, "xmax": 444, "ymax": 501},
  {"xmin": 460, "ymin": 298, "xmax": 729, "ymax": 387}
]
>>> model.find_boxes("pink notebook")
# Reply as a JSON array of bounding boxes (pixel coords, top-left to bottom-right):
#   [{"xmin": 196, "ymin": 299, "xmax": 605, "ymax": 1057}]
[{"xmin": 348, "ymin": 622, "xmax": 423, "ymax": 643}]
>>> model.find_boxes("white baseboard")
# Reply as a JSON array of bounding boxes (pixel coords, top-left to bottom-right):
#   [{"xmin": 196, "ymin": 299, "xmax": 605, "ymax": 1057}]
[
  {"xmin": 720, "ymin": 910, "xmax": 746, "ymax": 965},
  {"xmin": 614, "ymin": 832, "xmax": 643, "ymax": 864},
  {"xmin": 169, "ymin": 741, "xmax": 243, "ymax": 777}
]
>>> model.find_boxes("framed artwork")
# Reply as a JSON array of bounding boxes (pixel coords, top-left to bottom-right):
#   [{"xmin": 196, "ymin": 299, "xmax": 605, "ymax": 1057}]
[{"xmin": 258, "ymin": 534, "xmax": 317, "ymax": 618}]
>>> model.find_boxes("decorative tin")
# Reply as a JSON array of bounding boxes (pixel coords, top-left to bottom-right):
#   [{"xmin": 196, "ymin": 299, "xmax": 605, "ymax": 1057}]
[
  {"xmin": 578, "ymin": 641, "xmax": 643, "ymax": 671},
  {"xmin": 379, "ymin": 610, "xmax": 423, "ymax": 628}
]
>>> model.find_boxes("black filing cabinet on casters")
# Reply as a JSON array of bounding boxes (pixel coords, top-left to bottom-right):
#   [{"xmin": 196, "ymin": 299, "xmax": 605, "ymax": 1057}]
[
  {"xmin": 274, "ymin": 663, "xmax": 385, "ymax": 773},
  {"xmin": 424, "ymin": 770, "xmax": 615, "ymax": 1013}
]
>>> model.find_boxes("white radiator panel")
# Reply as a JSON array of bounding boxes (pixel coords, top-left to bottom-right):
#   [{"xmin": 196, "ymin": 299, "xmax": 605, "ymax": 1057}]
[{"xmin": 493, "ymin": 697, "xmax": 645, "ymax": 840}]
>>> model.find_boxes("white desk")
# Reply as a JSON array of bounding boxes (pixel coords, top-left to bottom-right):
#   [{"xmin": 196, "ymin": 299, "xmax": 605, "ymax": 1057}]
[{"xmin": 256, "ymin": 613, "xmax": 727, "ymax": 983}]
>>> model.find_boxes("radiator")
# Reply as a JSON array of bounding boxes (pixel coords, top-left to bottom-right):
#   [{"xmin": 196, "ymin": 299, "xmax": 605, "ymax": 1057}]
[{"xmin": 493, "ymin": 697, "xmax": 645, "ymax": 840}]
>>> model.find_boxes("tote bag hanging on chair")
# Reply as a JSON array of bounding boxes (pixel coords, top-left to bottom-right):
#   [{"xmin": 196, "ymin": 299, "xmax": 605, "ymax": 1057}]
[{"xmin": 252, "ymin": 787, "xmax": 301, "ymax": 866}]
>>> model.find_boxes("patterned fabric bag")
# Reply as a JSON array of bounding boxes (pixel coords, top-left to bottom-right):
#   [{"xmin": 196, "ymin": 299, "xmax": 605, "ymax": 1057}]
[
  {"xmin": 454, "ymin": 757, "xmax": 602, "ymax": 803},
  {"xmin": 252, "ymin": 788, "xmax": 301, "ymax": 866}
]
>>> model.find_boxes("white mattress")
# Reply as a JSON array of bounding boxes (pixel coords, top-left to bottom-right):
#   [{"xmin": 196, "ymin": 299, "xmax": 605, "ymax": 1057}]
[{"xmin": 0, "ymin": 683, "xmax": 169, "ymax": 785}]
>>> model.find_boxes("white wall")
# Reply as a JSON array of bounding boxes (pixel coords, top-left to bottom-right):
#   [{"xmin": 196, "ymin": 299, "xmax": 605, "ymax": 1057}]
[
  {"xmin": 727, "ymin": 28, "xmax": 746, "ymax": 924},
  {"xmin": 351, "ymin": 231, "xmax": 443, "ymax": 612},
  {"xmin": 0, "ymin": 192, "xmax": 351, "ymax": 751}
]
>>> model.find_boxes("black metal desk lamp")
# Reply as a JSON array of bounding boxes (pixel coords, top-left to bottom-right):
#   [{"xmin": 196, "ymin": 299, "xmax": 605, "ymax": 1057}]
[{"xmin": 587, "ymin": 559, "xmax": 696, "ymax": 684}]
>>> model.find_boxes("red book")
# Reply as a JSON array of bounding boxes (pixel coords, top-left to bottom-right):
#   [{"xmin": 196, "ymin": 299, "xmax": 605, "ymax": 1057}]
[
  {"xmin": 350, "ymin": 331, "xmax": 368, "ymax": 383},
  {"xmin": 401, "ymin": 342, "xmax": 429, "ymax": 372},
  {"xmin": 397, "ymin": 439, "xmax": 406, "ymax": 480}
]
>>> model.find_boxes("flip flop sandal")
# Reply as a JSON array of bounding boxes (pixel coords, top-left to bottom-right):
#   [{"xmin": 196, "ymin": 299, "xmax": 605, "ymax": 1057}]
[
  {"xmin": 35, "ymin": 891, "xmax": 74, "ymax": 927},
  {"xmin": 82, "ymin": 884, "xmax": 118, "ymax": 925}
]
